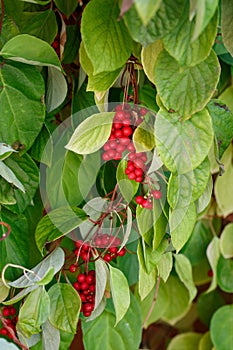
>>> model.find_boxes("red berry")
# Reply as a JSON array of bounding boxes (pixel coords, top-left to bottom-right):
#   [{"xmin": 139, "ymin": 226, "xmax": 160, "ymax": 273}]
[
  {"xmin": 88, "ymin": 270, "xmax": 96, "ymax": 276},
  {"xmin": 136, "ymin": 195, "xmax": 144, "ymax": 204},
  {"xmin": 139, "ymin": 107, "xmax": 147, "ymax": 116},
  {"xmin": 123, "ymin": 126, "xmax": 133, "ymax": 136},
  {"xmin": 113, "ymin": 152, "xmax": 122, "ymax": 160},
  {"xmin": 2, "ymin": 307, "xmax": 10, "ymax": 317},
  {"xmin": 119, "ymin": 138, "xmax": 131, "ymax": 146},
  {"xmin": 115, "ymin": 111, "xmax": 125, "ymax": 120},
  {"xmin": 73, "ymin": 282, "xmax": 81, "ymax": 291},
  {"xmin": 128, "ymin": 152, "xmax": 136, "ymax": 160},
  {"xmin": 134, "ymin": 168, "xmax": 143, "ymax": 176},
  {"xmin": 208, "ymin": 269, "xmax": 213, "ymax": 277},
  {"xmin": 115, "ymin": 129, "xmax": 123, "ymax": 138},
  {"xmin": 77, "ymin": 274, "xmax": 86, "ymax": 283},
  {"xmin": 152, "ymin": 190, "xmax": 162, "ymax": 199},
  {"xmin": 81, "ymin": 251, "xmax": 89, "ymax": 261},
  {"xmin": 83, "ymin": 303, "xmax": 94, "ymax": 313},
  {"xmin": 80, "ymin": 294, "xmax": 87, "ymax": 302},
  {"xmin": 142, "ymin": 199, "xmax": 153, "ymax": 210},
  {"xmin": 126, "ymin": 163, "xmax": 135, "ymax": 172},
  {"xmin": 112, "ymin": 237, "xmax": 121, "ymax": 246},
  {"xmin": 108, "ymin": 149, "xmax": 116, "ymax": 159},
  {"xmin": 135, "ymin": 176, "xmax": 143, "ymax": 183},
  {"xmin": 80, "ymin": 282, "xmax": 89, "ymax": 291},
  {"xmin": 86, "ymin": 275, "xmax": 95, "ymax": 284},
  {"xmin": 103, "ymin": 143, "xmax": 110, "ymax": 151},
  {"xmin": 104, "ymin": 254, "xmax": 112, "ymax": 262},
  {"xmin": 9, "ymin": 307, "xmax": 16, "ymax": 316},
  {"xmin": 0, "ymin": 328, "xmax": 8, "ymax": 336},
  {"xmin": 113, "ymin": 122, "xmax": 123, "ymax": 129},
  {"xmin": 116, "ymin": 144, "xmax": 126, "ymax": 153},
  {"xmin": 69, "ymin": 264, "xmax": 77, "ymax": 273},
  {"xmin": 127, "ymin": 142, "xmax": 135, "ymax": 152},
  {"xmin": 89, "ymin": 284, "xmax": 95, "ymax": 293},
  {"xmin": 75, "ymin": 240, "xmax": 83, "ymax": 248},
  {"xmin": 83, "ymin": 311, "xmax": 92, "ymax": 317},
  {"xmin": 82, "ymin": 242, "xmax": 90, "ymax": 251},
  {"xmin": 127, "ymin": 172, "xmax": 136, "ymax": 180},
  {"xmin": 117, "ymin": 248, "xmax": 126, "ymax": 257},
  {"xmin": 109, "ymin": 246, "xmax": 118, "ymax": 253}
]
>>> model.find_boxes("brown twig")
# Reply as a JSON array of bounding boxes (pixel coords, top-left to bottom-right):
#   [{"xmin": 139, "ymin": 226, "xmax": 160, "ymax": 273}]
[
  {"xmin": 0, "ymin": 314, "xmax": 29, "ymax": 350},
  {"xmin": 0, "ymin": 221, "xmax": 11, "ymax": 241},
  {"xmin": 143, "ymin": 275, "xmax": 161, "ymax": 328},
  {"xmin": 0, "ymin": 0, "xmax": 4, "ymax": 34}
]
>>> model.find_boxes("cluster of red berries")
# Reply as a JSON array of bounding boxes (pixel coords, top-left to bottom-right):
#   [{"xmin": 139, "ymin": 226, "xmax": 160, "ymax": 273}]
[
  {"xmin": 69, "ymin": 234, "xmax": 127, "ymax": 317},
  {"xmin": 125, "ymin": 152, "xmax": 147, "ymax": 183},
  {"xmin": 101, "ymin": 105, "xmax": 147, "ymax": 163},
  {"xmin": 73, "ymin": 270, "xmax": 96, "ymax": 317},
  {"xmin": 0, "ymin": 306, "xmax": 17, "ymax": 339},
  {"xmin": 136, "ymin": 190, "xmax": 162, "ymax": 210}
]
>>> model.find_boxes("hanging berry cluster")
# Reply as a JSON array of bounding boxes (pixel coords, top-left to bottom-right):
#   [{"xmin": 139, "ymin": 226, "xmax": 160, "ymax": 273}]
[
  {"xmin": 69, "ymin": 234, "xmax": 126, "ymax": 317},
  {"xmin": 0, "ymin": 306, "xmax": 17, "ymax": 340}
]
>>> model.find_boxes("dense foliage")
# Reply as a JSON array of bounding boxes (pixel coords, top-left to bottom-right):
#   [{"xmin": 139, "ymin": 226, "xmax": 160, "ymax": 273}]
[{"xmin": 0, "ymin": 0, "xmax": 233, "ymax": 349}]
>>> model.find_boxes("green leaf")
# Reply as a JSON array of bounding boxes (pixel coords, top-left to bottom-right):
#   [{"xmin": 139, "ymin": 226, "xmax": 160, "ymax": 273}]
[
  {"xmin": 155, "ymin": 109, "xmax": 213, "ymax": 174},
  {"xmin": 46, "ymin": 67, "xmax": 67, "ymax": 113},
  {"xmin": 138, "ymin": 263, "xmax": 157, "ymax": 301},
  {"xmin": 206, "ymin": 236, "xmax": 220, "ymax": 293},
  {"xmin": 62, "ymin": 151, "xmax": 83, "ymax": 206},
  {"xmin": 30, "ymin": 125, "xmax": 53, "ymax": 167},
  {"xmin": 0, "ymin": 61, "xmax": 45, "ymax": 151},
  {"xmin": 219, "ymin": 85, "xmax": 233, "ymax": 114},
  {"xmin": 197, "ymin": 290, "xmax": 225, "ymax": 326},
  {"xmin": 80, "ymin": 41, "xmax": 122, "ymax": 92},
  {"xmin": 0, "ymin": 339, "xmax": 20, "ymax": 349},
  {"xmin": 0, "ymin": 209, "xmax": 29, "ymax": 281},
  {"xmin": 191, "ymin": 0, "xmax": 219, "ymax": 41},
  {"xmin": 65, "ymin": 112, "xmax": 114, "ymax": 154},
  {"xmin": 4, "ymin": 153, "xmax": 39, "ymax": 213},
  {"xmin": 162, "ymin": 275, "xmax": 191, "ymax": 325},
  {"xmin": 163, "ymin": 5, "xmax": 218, "ymax": 66},
  {"xmin": 81, "ymin": 0, "xmax": 132, "ymax": 74},
  {"xmin": 133, "ymin": 120, "xmax": 155, "ymax": 152},
  {"xmin": 199, "ymin": 332, "xmax": 213, "ymax": 350},
  {"xmin": 220, "ymin": 223, "xmax": 233, "ymax": 259},
  {"xmin": 0, "ymin": 161, "xmax": 25, "ymax": 193},
  {"xmin": 0, "ymin": 143, "xmax": 17, "ymax": 161},
  {"xmin": 154, "ymin": 49, "xmax": 220, "ymax": 117},
  {"xmin": 196, "ymin": 177, "xmax": 213, "ymax": 214},
  {"xmin": 217, "ymin": 256, "xmax": 233, "ymax": 292},
  {"xmin": 215, "ymin": 144, "xmax": 233, "ymax": 217},
  {"xmin": 207, "ymin": 99, "xmax": 233, "ymax": 158},
  {"xmin": 157, "ymin": 252, "xmax": 173, "ymax": 282},
  {"xmin": 116, "ymin": 159, "xmax": 139, "ymax": 202},
  {"xmin": 0, "ymin": 277, "xmax": 10, "ymax": 302},
  {"xmin": 174, "ymin": 254, "xmax": 197, "ymax": 303},
  {"xmin": 95, "ymin": 258, "xmax": 108, "ymax": 310},
  {"xmin": 21, "ymin": 10, "xmax": 58, "ymax": 44},
  {"xmin": 8, "ymin": 247, "xmax": 65, "ymax": 288},
  {"xmin": 59, "ymin": 331, "xmax": 74, "ymax": 350},
  {"xmin": 42, "ymin": 320, "xmax": 60, "ymax": 350},
  {"xmin": 167, "ymin": 333, "xmax": 202, "ymax": 350},
  {"xmin": 167, "ymin": 158, "xmax": 210, "ymax": 208},
  {"xmin": 210, "ymin": 305, "xmax": 233, "ymax": 350},
  {"xmin": 181, "ymin": 221, "xmax": 213, "ymax": 266},
  {"xmin": 0, "ymin": 178, "xmax": 16, "ymax": 205},
  {"xmin": 170, "ymin": 203, "xmax": 197, "ymax": 252},
  {"xmin": 3, "ymin": 285, "xmax": 38, "ymax": 306},
  {"xmin": 123, "ymin": 0, "xmax": 185, "ymax": 46},
  {"xmin": 54, "ymin": 0, "xmax": 78, "ymax": 17},
  {"xmin": 48, "ymin": 283, "xmax": 81, "ymax": 333},
  {"xmin": 109, "ymin": 265, "xmax": 130, "ymax": 325},
  {"xmin": 35, "ymin": 206, "xmax": 88, "ymax": 254},
  {"xmin": 0, "ymin": 15, "xmax": 20, "ymax": 51},
  {"xmin": 62, "ymin": 24, "xmax": 80, "ymax": 64},
  {"xmin": 222, "ymin": 0, "xmax": 233, "ymax": 57},
  {"xmin": 0, "ymin": 34, "xmax": 62, "ymax": 70},
  {"xmin": 82, "ymin": 294, "xmax": 142, "ymax": 350},
  {"xmin": 141, "ymin": 40, "xmax": 163, "ymax": 84},
  {"xmin": 134, "ymin": 0, "xmax": 161, "ymax": 26},
  {"xmin": 18, "ymin": 287, "xmax": 50, "ymax": 338}
]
